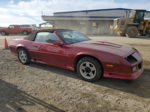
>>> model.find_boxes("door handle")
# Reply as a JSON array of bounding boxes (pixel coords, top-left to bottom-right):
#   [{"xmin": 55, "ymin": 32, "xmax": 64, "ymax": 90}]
[{"xmin": 33, "ymin": 45, "xmax": 38, "ymax": 48}]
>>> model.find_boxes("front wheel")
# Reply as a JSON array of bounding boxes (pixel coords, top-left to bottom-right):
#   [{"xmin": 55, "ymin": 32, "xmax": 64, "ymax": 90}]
[
  {"xmin": 18, "ymin": 48, "xmax": 31, "ymax": 65},
  {"xmin": 119, "ymin": 33, "xmax": 126, "ymax": 37},
  {"xmin": 126, "ymin": 26, "xmax": 139, "ymax": 38},
  {"xmin": 77, "ymin": 57, "xmax": 103, "ymax": 82}
]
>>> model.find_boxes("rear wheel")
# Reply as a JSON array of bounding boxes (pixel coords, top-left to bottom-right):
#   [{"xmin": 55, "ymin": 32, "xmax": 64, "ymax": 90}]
[
  {"xmin": 1, "ymin": 31, "xmax": 6, "ymax": 36},
  {"xmin": 77, "ymin": 57, "xmax": 102, "ymax": 82},
  {"xmin": 17, "ymin": 48, "xmax": 31, "ymax": 65},
  {"xmin": 126, "ymin": 26, "xmax": 139, "ymax": 38},
  {"xmin": 148, "ymin": 30, "xmax": 150, "ymax": 37},
  {"xmin": 23, "ymin": 31, "xmax": 28, "ymax": 35}
]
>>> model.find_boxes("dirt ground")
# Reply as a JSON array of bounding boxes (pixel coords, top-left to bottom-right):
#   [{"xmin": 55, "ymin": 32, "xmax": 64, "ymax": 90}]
[{"xmin": 0, "ymin": 35, "xmax": 150, "ymax": 112}]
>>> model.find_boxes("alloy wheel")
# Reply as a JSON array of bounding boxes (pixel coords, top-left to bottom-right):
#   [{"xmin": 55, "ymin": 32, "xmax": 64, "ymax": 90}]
[{"xmin": 79, "ymin": 61, "xmax": 97, "ymax": 79}]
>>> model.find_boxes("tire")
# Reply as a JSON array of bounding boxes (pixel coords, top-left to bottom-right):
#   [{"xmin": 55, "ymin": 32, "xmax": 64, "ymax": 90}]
[
  {"xmin": 119, "ymin": 33, "xmax": 126, "ymax": 37},
  {"xmin": 17, "ymin": 48, "xmax": 31, "ymax": 65},
  {"xmin": 77, "ymin": 57, "xmax": 103, "ymax": 82},
  {"xmin": 1, "ymin": 31, "xmax": 6, "ymax": 36},
  {"xmin": 126, "ymin": 26, "xmax": 139, "ymax": 38},
  {"xmin": 148, "ymin": 30, "xmax": 150, "ymax": 37},
  {"xmin": 23, "ymin": 31, "xmax": 28, "ymax": 35}
]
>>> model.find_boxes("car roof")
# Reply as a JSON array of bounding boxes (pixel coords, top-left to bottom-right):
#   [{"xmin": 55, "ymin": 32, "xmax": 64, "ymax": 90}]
[{"xmin": 24, "ymin": 29, "xmax": 73, "ymax": 41}]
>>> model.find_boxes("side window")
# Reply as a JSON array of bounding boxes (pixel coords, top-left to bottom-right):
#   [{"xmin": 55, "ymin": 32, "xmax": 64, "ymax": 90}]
[
  {"xmin": 34, "ymin": 32, "xmax": 59, "ymax": 43},
  {"xmin": 9, "ymin": 25, "xmax": 15, "ymax": 28}
]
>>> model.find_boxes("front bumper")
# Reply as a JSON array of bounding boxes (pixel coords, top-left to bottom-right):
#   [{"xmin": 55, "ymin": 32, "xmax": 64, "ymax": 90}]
[
  {"xmin": 103, "ymin": 60, "xmax": 144, "ymax": 80},
  {"xmin": 103, "ymin": 67, "xmax": 143, "ymax": 80},
  {"xmin": 128, "ymin": 68, "xmax": 143, "ymax": 80}
]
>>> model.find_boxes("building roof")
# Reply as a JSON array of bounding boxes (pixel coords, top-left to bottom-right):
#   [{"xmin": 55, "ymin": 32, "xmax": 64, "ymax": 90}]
[
  {"xmin": 54, "ymin": 8, "xmax": 131, "ymax": 14},
  {"xmin": 54, "ymin": 8, "xmax": 150, "ymax": 14}
]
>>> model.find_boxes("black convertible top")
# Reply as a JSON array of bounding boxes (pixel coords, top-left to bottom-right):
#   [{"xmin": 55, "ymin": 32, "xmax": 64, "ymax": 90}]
[{"xmin": 24, "ymin": 29, "xmax": 72, "ymax": 41}]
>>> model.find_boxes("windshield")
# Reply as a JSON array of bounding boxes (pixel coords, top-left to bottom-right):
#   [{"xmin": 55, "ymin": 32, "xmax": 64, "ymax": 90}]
[
  {"xmin": 135, "ymin": 11, "xmax": 145, "ymax": 19},
  {"xmin": 57, "ymin": 30, "xmax": 91, "ymax": 44}
]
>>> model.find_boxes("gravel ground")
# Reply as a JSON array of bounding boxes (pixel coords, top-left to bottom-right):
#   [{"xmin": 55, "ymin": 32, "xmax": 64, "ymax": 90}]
[{"xmin": 0, "ymin": 35, "xmax": 150, "ymax": 112}]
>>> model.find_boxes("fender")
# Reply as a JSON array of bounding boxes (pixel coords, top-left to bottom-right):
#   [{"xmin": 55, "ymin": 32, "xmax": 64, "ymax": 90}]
[
  {"xmin": 74, "ymin": 51, "xmax": 101, "ymax": 66},
  {"xmin": 16, "ymin": 44, "xmax": 27, "ymax": 51}
]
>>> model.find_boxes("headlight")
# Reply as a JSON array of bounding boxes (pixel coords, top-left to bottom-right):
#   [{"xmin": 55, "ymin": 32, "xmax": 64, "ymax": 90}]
[{"xmin": 132, "ymin": 66, "xmax": 137, "ymax": 72}]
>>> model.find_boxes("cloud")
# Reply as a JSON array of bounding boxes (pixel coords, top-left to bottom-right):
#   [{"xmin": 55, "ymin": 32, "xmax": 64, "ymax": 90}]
[{"xmin": 0, "ymin": 0, "xmax": 150, "ymax": 26}]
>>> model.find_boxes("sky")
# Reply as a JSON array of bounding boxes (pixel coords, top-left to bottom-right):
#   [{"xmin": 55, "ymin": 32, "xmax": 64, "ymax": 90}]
[{"xmin": 0, "ymin": 0, "xmax": 150, "ymax": 26}]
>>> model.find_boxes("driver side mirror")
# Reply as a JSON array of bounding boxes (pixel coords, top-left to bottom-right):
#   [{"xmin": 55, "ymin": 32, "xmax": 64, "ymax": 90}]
[{"xmin": 53, "ymin": 41, "xmax": 64, "ymax": 46}]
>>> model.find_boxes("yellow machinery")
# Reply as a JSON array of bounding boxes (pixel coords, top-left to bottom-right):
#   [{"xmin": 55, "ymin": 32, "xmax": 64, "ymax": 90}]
[{"xmin": 112, "ymin": 9, "xmax": 150, "ymax": 37}]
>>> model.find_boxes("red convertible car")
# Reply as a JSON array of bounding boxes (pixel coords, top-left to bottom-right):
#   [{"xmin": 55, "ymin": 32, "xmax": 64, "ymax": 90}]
[{"xmin": 9, "ymin": 29, "xmax": 143, "ymax": 82}]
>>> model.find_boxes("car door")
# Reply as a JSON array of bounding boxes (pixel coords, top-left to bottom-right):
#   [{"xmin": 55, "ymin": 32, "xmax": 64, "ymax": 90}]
[
  {"xmin": 31, "ymin": 31, "xmax": 68, "ymax": 68},
  {"xmin": 8, "ymin": 25, "xmax": 16, "ymax": 34},
  {"xmin": 26, "ymin": 32, "xmax": 44, "ymax": 63},
  {"xmin": 30, "ymin": 41, "xmax": 45, "ymax": 64},
  {"xmin": 16, "ymin": 25, "xmax": 22, "ymax": 33}
]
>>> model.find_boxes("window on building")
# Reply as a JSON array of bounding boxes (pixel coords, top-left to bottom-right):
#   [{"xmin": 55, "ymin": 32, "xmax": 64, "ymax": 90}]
[{"xmin": 92, "ymin": 22, "xmax": 97, "ymax": 27}]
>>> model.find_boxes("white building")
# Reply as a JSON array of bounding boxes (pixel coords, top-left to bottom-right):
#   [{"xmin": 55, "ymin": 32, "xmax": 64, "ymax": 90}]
[{"xmin": 42, "ymin": 8, "xmax": 150, "ymax": 35}]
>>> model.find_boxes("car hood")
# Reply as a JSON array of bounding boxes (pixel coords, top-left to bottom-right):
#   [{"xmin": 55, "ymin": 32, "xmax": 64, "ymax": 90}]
[
  {"xmin": 73, "ymin": 40, "xmax": 134, "ymax": 57},
  {"xmin": 0, "ymin": 27, "xmax": 8, "ymax": 30}
]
